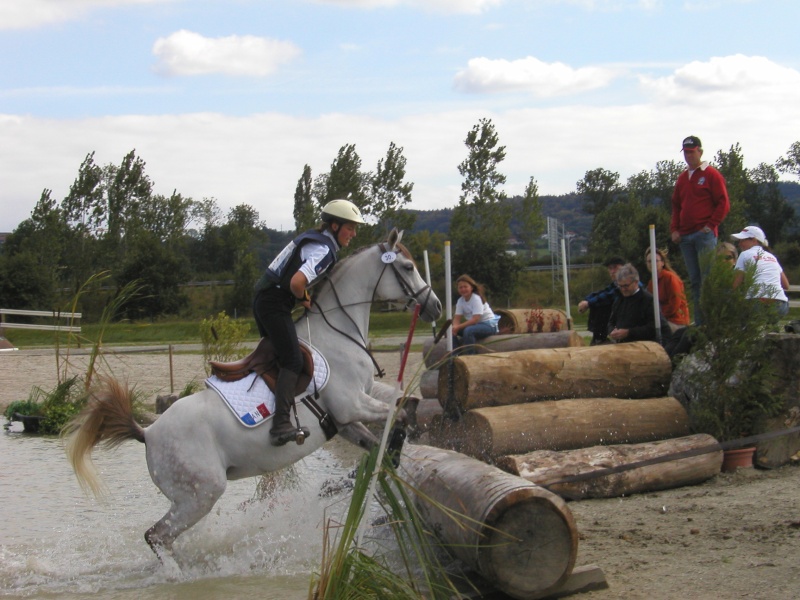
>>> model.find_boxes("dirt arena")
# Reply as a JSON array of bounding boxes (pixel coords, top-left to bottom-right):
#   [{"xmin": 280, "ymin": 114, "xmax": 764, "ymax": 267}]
[{"xmin": 2, "ymin": 347, "xmax": 798, "ymax": 599}]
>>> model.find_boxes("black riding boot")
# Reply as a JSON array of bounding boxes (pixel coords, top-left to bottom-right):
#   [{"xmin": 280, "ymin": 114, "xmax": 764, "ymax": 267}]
[{"xmin": 270, "ymin": 370, "xmax": 308, "ymax": 446}]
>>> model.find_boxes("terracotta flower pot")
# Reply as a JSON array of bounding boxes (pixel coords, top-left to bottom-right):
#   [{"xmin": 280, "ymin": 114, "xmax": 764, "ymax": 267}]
[{"xmin": 721, "ymin": 446, "xmax": 756, "ymax": 472}]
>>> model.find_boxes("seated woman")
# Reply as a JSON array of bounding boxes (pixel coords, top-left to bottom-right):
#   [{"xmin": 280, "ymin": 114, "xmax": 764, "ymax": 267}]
[
  {"xmin": 452, "ymin": 274, "xmax": 498, "ymax": 355},
  {"xmin": 716, "ymin": 241, "xmax": 738, "ymax": 268},
  {"xmin": 608, "ymin": 263, "xmax": 672, "ymax": 347},
  {"xmin": 731, "ymin": 226, "xmax": 790, "ymax": 318},
  {"xmin": 645, "ymin": 247, "xmax": 690, "ymax": 331}
]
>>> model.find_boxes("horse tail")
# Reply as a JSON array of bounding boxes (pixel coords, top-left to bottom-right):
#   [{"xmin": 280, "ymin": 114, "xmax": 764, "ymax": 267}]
[{"xmin": 62, "ymin": 377, "xmax": 146, "ymax": 499}]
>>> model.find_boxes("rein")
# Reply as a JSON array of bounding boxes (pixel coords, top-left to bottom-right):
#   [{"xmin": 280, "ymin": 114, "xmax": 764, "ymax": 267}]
[{"xmin": 306, "ymin": 242, "xmax": 433, "ymax": 379}]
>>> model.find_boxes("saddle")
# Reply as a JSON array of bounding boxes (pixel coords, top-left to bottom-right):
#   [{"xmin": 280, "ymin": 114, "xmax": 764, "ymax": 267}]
[{"xmin": 209, "ymin": 337, "xmax": 314, "ymax": 395}]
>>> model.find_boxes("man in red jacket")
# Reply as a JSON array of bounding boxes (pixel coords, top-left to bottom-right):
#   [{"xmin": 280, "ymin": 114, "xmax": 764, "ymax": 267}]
[{"xmin": 670, "ymin": 135, "xmax": 730, "ymax": 325}]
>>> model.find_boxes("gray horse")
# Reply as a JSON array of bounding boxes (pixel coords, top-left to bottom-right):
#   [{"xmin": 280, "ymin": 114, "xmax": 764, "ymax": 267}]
[{"xmin": 64, "ymin": 229, "xmax": 441, "ymax": 564}]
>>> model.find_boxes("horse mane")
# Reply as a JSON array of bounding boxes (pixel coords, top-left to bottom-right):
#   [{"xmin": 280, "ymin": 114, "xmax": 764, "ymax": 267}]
[{"xmin": 344, "ymin": 240, "xmax": 416, "ymax": 266}]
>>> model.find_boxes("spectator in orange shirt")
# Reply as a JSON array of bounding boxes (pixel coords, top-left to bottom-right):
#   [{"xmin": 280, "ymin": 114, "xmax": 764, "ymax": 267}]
[{"xmin": 644, "ymin": 248, "xmax": 690, "ymax": 332}]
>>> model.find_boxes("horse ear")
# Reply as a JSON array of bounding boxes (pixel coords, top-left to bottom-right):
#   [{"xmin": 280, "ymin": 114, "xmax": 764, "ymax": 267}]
[{"xmin": 387, "ymin": 228, "xmax": 403, "ymax": 249}]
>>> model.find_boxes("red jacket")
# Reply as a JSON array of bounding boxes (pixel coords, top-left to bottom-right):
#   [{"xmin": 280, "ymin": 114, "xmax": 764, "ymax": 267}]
[{"xmin": 670, "ymin": 163, "xmax": 730, "ymax": 236}]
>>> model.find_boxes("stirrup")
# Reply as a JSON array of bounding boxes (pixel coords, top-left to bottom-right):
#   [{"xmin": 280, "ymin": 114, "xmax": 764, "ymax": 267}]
[{"xmin": 270, "ymin": 426, "xmax": 311, "ymax": 447}]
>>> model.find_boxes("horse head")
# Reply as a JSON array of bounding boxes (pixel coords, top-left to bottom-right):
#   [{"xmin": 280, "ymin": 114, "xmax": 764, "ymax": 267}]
[{"xmin": 373, "ymin": 228, "xmax": 442, "ymax": 323}]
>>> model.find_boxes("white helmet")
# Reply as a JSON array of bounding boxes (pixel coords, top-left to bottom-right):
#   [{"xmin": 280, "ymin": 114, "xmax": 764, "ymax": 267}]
[{"xmin": 321, "ymin": 199, "xmax": 366, "ymax": 225}]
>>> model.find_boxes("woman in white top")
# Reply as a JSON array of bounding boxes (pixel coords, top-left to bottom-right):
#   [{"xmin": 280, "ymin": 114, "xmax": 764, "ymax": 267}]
[
  {"xmin": 452, "ymin": 274, "xmax": 498, "ymax": 355},
  {"xmin": 731, "ymin": 225, "xmax": 790, "ymax": 317}
]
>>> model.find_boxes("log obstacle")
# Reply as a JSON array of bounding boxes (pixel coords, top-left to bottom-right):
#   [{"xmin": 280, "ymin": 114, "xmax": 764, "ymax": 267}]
[
  {"xmin": 429, "ymin": 396, "xmax": 691, "ymax": 462},
  {"xmin": 495, "ymin": 308, "xmax": 569, "ymax": 334},
  {"xmin": 422, "ymin": 330, "xmax": 584, "ymax": 369},
  {"xmin": 400, "ymin": 443, "xmax": 579, "ymax": 600},
  {"xmin": 495, "ymin": 433, "xmax": 722, "ymax": 499},
  {"xmin": 437, "ymin": 341, "xmax": 672, "ymax": 411}
]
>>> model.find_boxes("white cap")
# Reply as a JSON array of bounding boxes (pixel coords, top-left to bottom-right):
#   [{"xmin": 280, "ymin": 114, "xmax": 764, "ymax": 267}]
[{"xmin": 731, "ymin": 226, "xmax": 767, "ymax": 246}]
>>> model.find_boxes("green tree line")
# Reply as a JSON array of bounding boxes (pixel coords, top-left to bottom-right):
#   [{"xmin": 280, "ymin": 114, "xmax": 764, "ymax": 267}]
[{"xmin": 1, "ymin": 128, "xmax": 798, "ymax": 322}]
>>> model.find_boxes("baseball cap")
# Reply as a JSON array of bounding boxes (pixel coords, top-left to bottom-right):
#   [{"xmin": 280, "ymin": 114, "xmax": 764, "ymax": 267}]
[
  {"xmin": 681, "ymin": 136, "xmax": 702, "ymax": 150},
  {"xmin": 731, "ymin": 226, "xmax": 767, "ymax": 245}
]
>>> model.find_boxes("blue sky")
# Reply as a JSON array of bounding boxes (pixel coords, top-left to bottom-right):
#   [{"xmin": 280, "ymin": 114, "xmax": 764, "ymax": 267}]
[{"xmin": 2, "ymin": 0, "xmax": 800, "ymax": 232}]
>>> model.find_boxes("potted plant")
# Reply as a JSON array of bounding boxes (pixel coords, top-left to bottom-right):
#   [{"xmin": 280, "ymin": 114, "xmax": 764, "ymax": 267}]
[{"xmin": 673, "ymin": 256, "xmax": 784, "ymax": 469}]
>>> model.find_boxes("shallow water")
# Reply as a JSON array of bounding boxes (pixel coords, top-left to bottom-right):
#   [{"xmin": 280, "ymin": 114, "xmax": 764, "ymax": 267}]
[{"xmin": 0, "ymin": 420, "xmax": 368, "ymax": 599}]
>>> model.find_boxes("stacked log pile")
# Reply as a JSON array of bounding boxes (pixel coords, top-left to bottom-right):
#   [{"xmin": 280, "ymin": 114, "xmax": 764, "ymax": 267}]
[{"xmin": 421, "ymin": 340, "xmax": 724, "ymax": 498}]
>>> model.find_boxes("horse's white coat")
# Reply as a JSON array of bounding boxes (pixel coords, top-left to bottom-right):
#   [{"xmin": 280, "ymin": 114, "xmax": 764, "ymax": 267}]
[{"xmin": 137, "ymin": 230, "xmax": 441, "ymax": 554}]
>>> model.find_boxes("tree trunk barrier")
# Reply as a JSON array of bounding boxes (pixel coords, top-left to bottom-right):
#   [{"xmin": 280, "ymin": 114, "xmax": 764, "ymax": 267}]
[
  {"xmin": 428, "ymin": 396, "xmax": 690, "ymax": 462},
  {"xmin": 496, "ymin": 433, "xmax": 721, "ymax": 500},
  {"xmin": 400, "ymin": 443, "xmax": 578, "ymax": 600},
  {"xmin": 437, "ymin": 341, "xmax": 672, "ymax": 412},
  {"xmin": 494, "ymin": 308, "xmax": 569, "ymax": 334},
  {"xmin": 422, "ymin": 331, "xmax": 583, "ymax": 369}
]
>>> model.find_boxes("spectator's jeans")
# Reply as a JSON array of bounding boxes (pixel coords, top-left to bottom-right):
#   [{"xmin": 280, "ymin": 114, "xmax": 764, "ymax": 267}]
[
  {"xmin": 679, "ymin": 230, "xmax": 717, "ymax": 325},
  {"xmin": 455, "ymin": 321, "xmax": 496, "ymax": 355}
]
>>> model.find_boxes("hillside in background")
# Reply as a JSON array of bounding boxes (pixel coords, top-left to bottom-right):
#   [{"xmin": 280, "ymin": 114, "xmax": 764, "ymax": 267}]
[
  {"xmin": 409, "ymin": 181, "xmax": 800, "ymax": 240},
  {"xmin": 409, "ymin": 193, "xmax": 593, "ymax": 237}
]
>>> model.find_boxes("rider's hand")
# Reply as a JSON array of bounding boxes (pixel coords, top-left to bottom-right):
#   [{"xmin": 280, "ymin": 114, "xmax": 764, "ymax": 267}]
[{"xmin": 295, "ymin": 289, "xmax": 311, "ymax": 309}]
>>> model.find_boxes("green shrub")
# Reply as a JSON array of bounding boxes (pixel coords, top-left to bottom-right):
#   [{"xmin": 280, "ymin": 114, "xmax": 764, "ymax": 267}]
[
  {"xmin": 4, "ymin": 399, "xmax": 43, "ymax": 420},
  {"xmin": 199, "ymin": 311, "xmax": 252, "ymax": 375},
  {"xmin": 683, "ymin": 256, "xmax": 784, "ymax": 441}
]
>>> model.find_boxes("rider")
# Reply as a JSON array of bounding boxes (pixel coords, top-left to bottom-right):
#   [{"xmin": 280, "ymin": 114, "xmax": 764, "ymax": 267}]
[{"xmin": 253, "ymin": 199, "xmax": 365, "ymax": 446}]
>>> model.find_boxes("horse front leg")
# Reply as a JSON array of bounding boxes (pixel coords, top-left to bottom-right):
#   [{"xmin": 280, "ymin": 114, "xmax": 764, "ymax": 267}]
[
  {"xmin": 338, "ymin": 421, "xmax": 379, "ymax": 450},
  {"xmin": 368, "ymin": 380, "xmax": 420, "ymax": 435}
]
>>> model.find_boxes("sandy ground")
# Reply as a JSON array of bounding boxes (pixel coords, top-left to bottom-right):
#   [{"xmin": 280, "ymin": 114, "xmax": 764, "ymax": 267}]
[{"xmin": 2, "ymin": 347, "xmax": 799, "ymax": 599}]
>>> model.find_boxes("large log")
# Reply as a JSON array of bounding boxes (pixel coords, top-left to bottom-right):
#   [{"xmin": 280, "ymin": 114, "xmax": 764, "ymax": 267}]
[
  {"xmin": 428, "ymin": 396, "xmax": 691, "ymax": 462},
  {"xmin": 495, "ymin": 308, "xmax": 570, "ymax": 334},
  {"xmin": 400, "ymin": 443, "xmax": 578, "ymax": 600},
  {"xmin": 437, "ymin": 341, "xmax": 671, "ymax": 411},
  {"xmin": 496, "ymin": 433, "xmax": 722, "ymax": 499},
  {"xmin": 422, "ymin": 331, "xmax": 584, "ymax": 369}
]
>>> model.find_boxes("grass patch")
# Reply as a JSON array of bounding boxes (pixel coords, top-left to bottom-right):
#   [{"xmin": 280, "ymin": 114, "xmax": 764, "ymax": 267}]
[{"xmin": 4, "ymin": 308, "xmax": 431, "ymax": 348}]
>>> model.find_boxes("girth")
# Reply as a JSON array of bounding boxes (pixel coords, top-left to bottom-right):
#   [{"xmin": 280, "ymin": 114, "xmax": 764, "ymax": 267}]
[{"xmin": 209, "ymin": 337, "xmax": 314, "ymax": 395}]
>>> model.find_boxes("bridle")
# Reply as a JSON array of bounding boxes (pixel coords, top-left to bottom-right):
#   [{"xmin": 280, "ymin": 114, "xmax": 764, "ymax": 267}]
[
  {"xmin": 376, "ymin": 242, "xmax": 435, "ymax": 311},
  {"xmin": 305, "ymin": 242, "xmax": 434, "ymax": 378}
]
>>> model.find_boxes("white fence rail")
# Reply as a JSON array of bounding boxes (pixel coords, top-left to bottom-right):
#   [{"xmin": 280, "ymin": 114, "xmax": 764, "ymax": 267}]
[
  {"xmin": 0, "ymin": 309, "xmax": 82, "ymax": 332},
  {"xmin": 788, "ymin": 285, "xmax": 800, "ymax": 310}
]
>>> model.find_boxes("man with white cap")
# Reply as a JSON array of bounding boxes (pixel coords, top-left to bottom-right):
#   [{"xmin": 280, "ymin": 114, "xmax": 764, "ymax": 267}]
[
  {"xmin": 670, "ymin": 135, "xmax": 730, "ymax": 324},
  {"xmin": 731, "ymin": 225, "xmax": 790, "ymax": 317}
]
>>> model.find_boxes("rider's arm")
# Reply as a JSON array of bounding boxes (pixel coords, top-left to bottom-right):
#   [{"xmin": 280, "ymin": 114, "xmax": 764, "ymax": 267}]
[{"xmin": 290, "ymin": 271, "xmax": 311, "ymax": 307}]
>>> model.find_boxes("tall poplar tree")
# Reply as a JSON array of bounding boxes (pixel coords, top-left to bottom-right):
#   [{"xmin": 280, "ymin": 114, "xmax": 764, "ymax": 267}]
[
  {"xmin": 293, "ymin": 164, "xmax": 317, "ymax": 233},
  {"xmin": 449, "ymin": 118, "xmax": 518, "ymax": 302}
]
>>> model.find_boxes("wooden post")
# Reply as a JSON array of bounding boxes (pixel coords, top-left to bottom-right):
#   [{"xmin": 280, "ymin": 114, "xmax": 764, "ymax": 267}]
[
  {"xmin": 169, "ymin": 344, "xmax": 174, "ymax": 393},
  {"xmin": 400, "ymin": 444, "xmax": 579, "ymax": 600}
]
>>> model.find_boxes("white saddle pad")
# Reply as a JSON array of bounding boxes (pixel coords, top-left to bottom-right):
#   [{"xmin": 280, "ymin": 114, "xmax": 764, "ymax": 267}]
[{"xmin": 206, "ymin": 341, "xmax": 329, "ymax": 428}]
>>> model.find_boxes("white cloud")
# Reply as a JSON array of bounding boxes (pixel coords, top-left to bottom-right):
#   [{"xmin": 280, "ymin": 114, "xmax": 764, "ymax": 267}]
[
  {"xmin": 4, "ymin": 76, "xmax": 799, "ymax": 234},
  {"xmin": 640, "ymin": 54, "xmax": 800, "ymax": 104},
  {"xmin": 308, "ymin": 0, "xmax": 503, "ymax": 14},
  {"xmin": 152, "ymin": 30, "xmax": 301, "ymax": 77},
  {"xmin": 453, "ymin": 56, "xmax": 619, "ymax": 96},
  {"xmin": 0, "ymin": 0, "xmax": 171, "ymax": 30}
]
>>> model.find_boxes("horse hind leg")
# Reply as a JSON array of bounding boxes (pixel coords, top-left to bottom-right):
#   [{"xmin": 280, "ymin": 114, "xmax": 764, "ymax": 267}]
[{"xmin": 145, "ymin": 475, "xmax": 227, "ymax": 563}]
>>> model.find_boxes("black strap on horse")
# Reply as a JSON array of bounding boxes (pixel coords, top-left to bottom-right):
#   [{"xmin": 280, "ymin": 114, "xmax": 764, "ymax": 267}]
[
  {"xmin": 306, "ymin": 281, "xmax": 387, "ymax": 379},
  {"xmin": 299, "ymin": 393, "xmax": 338, "ymax": 440}
]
